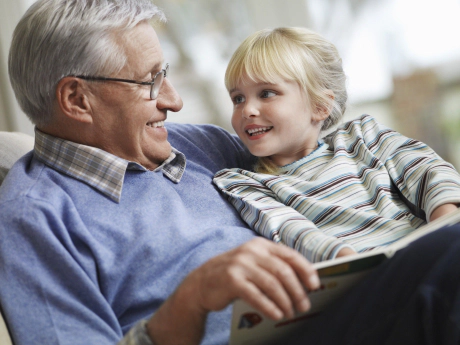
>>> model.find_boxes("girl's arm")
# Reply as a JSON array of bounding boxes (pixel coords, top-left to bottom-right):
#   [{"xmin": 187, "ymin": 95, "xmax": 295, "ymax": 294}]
[
  {"xmin": 357, "ymin": 115, "xmax": 460, "ymax": 222},
  {"xmin": 385, "ymin": 141, "xmax": 460, "ymax": 222},
  {"xmin": 213, "ymin": 169, "xmax": 355, "ymax": 263},
  {"xmin": 430, "ymin": 203, "xmax": 459, "ymax": 221}
]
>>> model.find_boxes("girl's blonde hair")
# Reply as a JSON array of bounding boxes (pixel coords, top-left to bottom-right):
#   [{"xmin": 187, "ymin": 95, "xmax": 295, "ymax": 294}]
[{"xmin": 225, "ymin": 27, "xmax": 347, "ymax": 174}]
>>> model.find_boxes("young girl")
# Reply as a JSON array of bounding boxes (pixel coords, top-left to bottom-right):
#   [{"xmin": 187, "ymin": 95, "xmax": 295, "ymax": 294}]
[{"xmin": 213, "ymin": 27, "xmax": 460, "ymax": 263}]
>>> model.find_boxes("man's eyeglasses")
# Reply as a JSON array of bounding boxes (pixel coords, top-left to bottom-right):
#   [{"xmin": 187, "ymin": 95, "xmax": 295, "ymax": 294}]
[{"xmin": 73, "ymin": 63, "xmax": 169, "ymax": 100}]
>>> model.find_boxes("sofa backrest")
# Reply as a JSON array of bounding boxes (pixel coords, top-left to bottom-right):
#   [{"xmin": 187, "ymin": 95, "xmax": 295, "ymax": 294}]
[{"xmin": 0, "ymin": 131, "xmax": 34, "ymax": 186}]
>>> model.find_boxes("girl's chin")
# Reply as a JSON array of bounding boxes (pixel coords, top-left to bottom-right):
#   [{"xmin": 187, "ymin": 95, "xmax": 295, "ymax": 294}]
[{"xmin": 249, "ymin": 150, "xmax": 272, "ymax": 158}]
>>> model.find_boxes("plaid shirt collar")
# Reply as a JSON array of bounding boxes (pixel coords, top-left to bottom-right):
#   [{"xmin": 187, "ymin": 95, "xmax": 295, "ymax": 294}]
[{"xmin": 34, "ymin": 128, "xmax": 186, "ymax": 203}]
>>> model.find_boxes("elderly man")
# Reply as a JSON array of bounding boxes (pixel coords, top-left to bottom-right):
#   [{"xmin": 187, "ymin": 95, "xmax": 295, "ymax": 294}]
[
  {"xmin": 1, "ymin": 1, "xmax": 460, "ymax": 345},
  {"xmin": 0, "ymin": 1, "xmax": 319, "ymax": 344}
]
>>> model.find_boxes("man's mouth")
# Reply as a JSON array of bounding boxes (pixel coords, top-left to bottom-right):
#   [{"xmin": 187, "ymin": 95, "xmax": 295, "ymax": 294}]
[
  {"xmin": 246, "ymin": 126, "xmax": 273, "ymax": 136},
  {"xmin": 146, "ymin": 120, "xmax": 165, "ymax": 128}
]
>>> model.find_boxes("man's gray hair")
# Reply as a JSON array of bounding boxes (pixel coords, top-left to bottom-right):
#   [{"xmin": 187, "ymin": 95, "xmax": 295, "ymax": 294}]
[{"xmin": 8, "ymin": 0, "xmax": 166, "ymax": 127}]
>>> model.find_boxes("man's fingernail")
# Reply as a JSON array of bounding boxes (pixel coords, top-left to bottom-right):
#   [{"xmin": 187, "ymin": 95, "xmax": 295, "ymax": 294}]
[
  {"xmin": 309, "ymin": 275, "xmax": 320, "ymax": 288},
  {"xmin": 299, "ymin": 299, "xmax": 310, "ymax": 312},
  {"xmin": 273, "ymin": 309, "xmax": 284, "ymax": 320}
]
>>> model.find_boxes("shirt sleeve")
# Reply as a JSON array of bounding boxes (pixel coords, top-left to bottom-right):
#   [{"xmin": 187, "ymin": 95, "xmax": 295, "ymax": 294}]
[
  {"xmin": 357, "ymin": 115, "xmax": 460, "ymax": 221},
  {"xmin": 213, "ymin": 169, "xmax": 354, "ymax": 262},
  {"xmin": 117, "ymin": 320, "xmax": 153, "ymax": 345}
]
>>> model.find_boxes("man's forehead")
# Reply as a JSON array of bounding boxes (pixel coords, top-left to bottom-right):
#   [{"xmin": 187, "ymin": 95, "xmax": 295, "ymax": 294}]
[{"xmin": 118, "ymin": 23, "xmax": 164, "ymax": 75}]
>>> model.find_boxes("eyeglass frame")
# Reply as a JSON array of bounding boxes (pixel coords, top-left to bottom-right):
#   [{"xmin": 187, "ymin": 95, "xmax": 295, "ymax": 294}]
[{"xmin": 71, "ymin": 63, "xmax": 169, "ymax": 100}]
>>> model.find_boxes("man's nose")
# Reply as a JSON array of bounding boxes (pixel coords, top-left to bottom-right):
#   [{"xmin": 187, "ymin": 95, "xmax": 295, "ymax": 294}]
[{"xmin": 156, "ymin": 78, "xmax": 183, "ymax": 112}]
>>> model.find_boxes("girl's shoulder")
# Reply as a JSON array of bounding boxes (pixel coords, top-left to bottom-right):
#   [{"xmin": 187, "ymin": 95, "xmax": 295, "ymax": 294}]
[
  {"xmin": 323, "ymin": 114, "xmax": 408, "ymax": 156},
  {"xmin": 324, "ymin": 114, "xmax": 402, "ymax": 143}
]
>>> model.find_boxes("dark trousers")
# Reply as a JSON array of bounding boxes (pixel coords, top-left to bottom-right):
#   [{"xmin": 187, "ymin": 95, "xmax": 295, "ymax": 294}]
[{"xmin": 282, "ymin": 225, "xmax": 460, "ymax": 345}]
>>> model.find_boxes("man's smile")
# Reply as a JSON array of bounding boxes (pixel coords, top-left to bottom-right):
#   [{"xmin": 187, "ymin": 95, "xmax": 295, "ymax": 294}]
[{"xmin": 146, "ymin": 120, "xmax": 165, "ymax": 128}]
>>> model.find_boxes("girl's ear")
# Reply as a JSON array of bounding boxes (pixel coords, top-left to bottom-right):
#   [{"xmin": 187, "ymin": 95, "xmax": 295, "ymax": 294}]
[
  {"xmin": 313, "ymin": 90, "xmax": 335, "ymax": 122},
  {"xmin": 55, "ymin": 77, "xmax": 93, "ymax": 124}
]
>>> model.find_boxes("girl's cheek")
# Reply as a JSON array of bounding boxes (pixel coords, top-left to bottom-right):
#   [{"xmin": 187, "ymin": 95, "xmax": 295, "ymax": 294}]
[{"xmin": 231, "ymin": 114, "xmax": 240, "ymax": 132}]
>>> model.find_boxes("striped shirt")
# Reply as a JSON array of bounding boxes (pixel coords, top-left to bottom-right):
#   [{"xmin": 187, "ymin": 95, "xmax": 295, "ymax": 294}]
[
  {"xmin": 34, "ymin": 128, "xmax": 186, "ymax": 203},
  {"xmin": 213, "ymin": 115, "xmax": 460, "ymax": 263}
]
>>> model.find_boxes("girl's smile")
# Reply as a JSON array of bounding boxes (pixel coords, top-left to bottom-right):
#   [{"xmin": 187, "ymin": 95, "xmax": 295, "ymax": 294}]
[{"xmin": 244, "ymin": 124, "xmax": 274, "ymax": 139}]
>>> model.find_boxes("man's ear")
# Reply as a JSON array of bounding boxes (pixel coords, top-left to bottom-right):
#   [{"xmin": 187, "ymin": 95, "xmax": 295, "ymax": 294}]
[
  {"xmin": 313, "ymin": 90, "xmax": 335, "ymax": 122},
  {"xmin": 56, "ymin": 77, "xmax": 93, "ymax": 124}
]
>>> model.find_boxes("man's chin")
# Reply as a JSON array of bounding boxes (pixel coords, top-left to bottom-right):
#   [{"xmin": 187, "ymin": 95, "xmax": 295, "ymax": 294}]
[{"xmin": 144, "ymin": 142, "xmax": 173, "ymax": 169}]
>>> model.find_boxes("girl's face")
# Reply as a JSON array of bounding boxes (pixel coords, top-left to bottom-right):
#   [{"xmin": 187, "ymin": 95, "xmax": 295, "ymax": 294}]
[{"xmin": 230, "ymin": 75, "xmax": 325, "ymax": 167}]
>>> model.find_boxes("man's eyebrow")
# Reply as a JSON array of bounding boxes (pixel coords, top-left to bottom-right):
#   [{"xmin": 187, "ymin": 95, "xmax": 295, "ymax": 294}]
[
  {"xmin": 152, "ymin": 61, "xmax": 164, "ymax": 71},
  {"xmin": 139, "ymin": 62, "xmax": 164, "ymax": 79}
]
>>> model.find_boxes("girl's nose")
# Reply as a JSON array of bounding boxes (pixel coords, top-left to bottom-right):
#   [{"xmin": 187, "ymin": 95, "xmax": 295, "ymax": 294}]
[{"xmin": 241, "ymin": 100, "xmax": 259, "ymax": 119}]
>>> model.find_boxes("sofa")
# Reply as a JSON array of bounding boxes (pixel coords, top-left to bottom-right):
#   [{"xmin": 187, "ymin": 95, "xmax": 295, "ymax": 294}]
[
  {"xmin": 0, "ymin": 131, "xmax": 34, "ymax": 185},
  {"xmin": 0, "ymin": 131, "xmax": 35, "ymax": 345}
]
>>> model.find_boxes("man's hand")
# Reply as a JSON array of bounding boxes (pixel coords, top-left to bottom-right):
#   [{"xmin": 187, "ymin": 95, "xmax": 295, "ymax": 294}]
[
  {"xmin": 192, "ymin": 237, "xmax": 320, "ymax": 320},
  {"xmin": 147, "ymin": 238, "xmax": 320, "ymax": 345}
]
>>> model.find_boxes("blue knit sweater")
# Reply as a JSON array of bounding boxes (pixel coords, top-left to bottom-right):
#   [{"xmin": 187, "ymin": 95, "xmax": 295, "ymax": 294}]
[{"xmin": 0, "ymin": 123, "xmax": 257, "ymax": 345}]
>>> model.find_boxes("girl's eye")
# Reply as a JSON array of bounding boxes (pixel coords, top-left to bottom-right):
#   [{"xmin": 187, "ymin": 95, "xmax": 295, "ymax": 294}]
[
  {"xmin": 232, "ymin": 95, "xmax": 245, "ymax": 104},
  {"xmin": 260, "ymin": 90, "xmax": 276, "ymax": 98}
]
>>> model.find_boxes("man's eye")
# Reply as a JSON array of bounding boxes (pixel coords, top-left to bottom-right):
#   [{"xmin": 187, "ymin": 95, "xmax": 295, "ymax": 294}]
[
  {"xmin": 232, "ymin": 95, "xmax": 245, "ymax": 104},
  {"xmin": 261, "ymin": 90, "xmax": 276, "ymax": 98}
]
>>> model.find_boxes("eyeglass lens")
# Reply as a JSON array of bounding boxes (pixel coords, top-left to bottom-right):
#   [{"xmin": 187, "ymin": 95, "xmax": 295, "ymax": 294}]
[{"xmin": 151, "ymin": 65, "xmax": 169, "ymax": 99}]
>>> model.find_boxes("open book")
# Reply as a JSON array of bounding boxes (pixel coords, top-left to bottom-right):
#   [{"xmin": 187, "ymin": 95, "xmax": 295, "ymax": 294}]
[{"xmin": 230, "ymin": 208, "xmax": 460, "ymax": 345}]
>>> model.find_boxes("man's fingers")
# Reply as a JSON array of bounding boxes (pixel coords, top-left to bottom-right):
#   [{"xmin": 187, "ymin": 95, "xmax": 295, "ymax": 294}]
[
  {"xmin": 252, "ymin": 244, "xmax": 316, "ymax": 314},
  {"xmin": 238, "ymin": 281, "xmax": 285, "ymax": 320},
  {"xmin": 194, "ymin": 238, "xmax": 320, "ymax": 321},
  {"xmin": 266, "ymin": 241, "xmax": 320, "ymax": 291},
  {"xmin": 243, "ymin": 265, "xmax": 297, "ymax": 318},
  {"xmin": 236, "ymin": 238, "xmax": 319, "ymax": 315}
]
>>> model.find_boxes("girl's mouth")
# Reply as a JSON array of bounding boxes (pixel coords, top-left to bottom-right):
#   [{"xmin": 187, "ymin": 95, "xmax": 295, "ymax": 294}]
[{"xmin": 246, "ymin": 126, "xmax": 273, "ymax": 136}]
